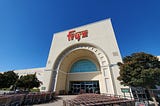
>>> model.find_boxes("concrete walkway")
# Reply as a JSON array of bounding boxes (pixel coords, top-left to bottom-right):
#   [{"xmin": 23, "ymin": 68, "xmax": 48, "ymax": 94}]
[{"xmin": 33, "ymin": 95, "xmax": 77, "ymax": 106}]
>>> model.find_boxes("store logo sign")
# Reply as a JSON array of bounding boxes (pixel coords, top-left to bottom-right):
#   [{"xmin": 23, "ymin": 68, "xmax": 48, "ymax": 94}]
[{"xmin": 67, "ymin": 30, "xmax": 88, "ymax": 41}]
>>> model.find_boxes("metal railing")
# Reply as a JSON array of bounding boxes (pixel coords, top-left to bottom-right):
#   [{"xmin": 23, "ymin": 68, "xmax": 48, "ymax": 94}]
[
  {"xmin": 0, "ymin": 92, "xmax": 55, "ymax": 106},
  {"xmin": 63, "ymin": 93, "xmax": 135, "ymax": 106}
]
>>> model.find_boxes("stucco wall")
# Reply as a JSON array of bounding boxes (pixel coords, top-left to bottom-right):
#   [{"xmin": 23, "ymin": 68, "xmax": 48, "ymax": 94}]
[
  {"xmin": 44, "ymin": 18, "xmax": 125, "ymax": 95},
  {"xmin": 14, "ymin": 67, "xmax": 45, "ymax": 91}
]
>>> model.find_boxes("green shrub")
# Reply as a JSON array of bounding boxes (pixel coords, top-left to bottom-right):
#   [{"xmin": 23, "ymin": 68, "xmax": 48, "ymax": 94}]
[{"xmin": 30, "ymin": 88, "xmax": 40, "ymax": 92}]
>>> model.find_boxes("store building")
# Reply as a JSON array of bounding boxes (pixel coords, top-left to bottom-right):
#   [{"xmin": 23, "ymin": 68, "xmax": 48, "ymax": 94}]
[
  {"xmin": 42, "ymin": 18, "xmax": 127, "ymax": 95},
  {"xmin": 14, "ymin": 19, "xmax": 130, "ymax": 95}
]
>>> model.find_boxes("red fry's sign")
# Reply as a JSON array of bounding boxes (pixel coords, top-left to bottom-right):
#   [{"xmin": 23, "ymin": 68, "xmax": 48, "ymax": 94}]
[{"xmin": 67, "ymin": 30, "xmax": 88, "ymax": 41}]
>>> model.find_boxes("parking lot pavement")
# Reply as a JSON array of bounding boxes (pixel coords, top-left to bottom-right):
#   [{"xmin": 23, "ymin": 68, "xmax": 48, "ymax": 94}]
[{"xmin": 33, "ymin": 95, "xmax": 77, "ymax": 106}]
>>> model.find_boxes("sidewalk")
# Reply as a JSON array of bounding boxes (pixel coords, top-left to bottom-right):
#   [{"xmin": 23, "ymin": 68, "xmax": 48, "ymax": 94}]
[{"xmin": 33, "ymin": 95, "xmax": 77, "ymax": 106}]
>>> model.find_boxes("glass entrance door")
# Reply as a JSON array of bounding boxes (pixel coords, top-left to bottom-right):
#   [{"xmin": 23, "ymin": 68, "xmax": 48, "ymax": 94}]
[
  {"xmin": 70, "ymin": 81, "xmax": 99, "ymax": 94},
  {"xmin": 73, "ymin": 83, "xmax": 81, "ymax": 94}
]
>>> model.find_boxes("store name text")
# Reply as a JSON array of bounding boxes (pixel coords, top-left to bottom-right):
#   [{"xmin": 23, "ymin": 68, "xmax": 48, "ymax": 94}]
[{"xmin": 67, "ymin": 30, "xmax": 88, "ymax": 41}]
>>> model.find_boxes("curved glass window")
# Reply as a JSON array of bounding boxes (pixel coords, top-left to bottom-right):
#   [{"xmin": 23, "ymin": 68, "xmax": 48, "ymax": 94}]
[{"xmin": 70, "ymin": 59, "xmax": 97, "ymax": 73}]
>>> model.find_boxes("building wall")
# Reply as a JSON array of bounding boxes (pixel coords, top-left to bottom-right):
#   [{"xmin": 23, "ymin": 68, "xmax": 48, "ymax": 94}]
[
  {"xmin": 157, "ymin": 56, "xmax": 160, "ymax": 61},
  {"xmin": 2, "ymin": 19, "xmax": 159, "ymax": 95},
  {"xmin": 66, "ymin": 72, "xmax": 105, "ymax": 93},
  {"xmin": 43, "ymin": 18, "xmax": 127, "ymax": 95},
  {"xmin": 14, "ymin": 67, "xmax": 45, "ymax": 91}
]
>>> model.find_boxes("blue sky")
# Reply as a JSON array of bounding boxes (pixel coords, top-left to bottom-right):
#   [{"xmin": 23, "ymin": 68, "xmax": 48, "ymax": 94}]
[{"xmin": 0, "ymin": 0, "xmax": 160, "ymax": 71}]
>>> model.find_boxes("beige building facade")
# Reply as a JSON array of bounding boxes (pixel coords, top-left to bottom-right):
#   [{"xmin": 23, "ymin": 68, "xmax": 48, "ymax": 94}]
[
  {"xmin": 42, "ymin": 19, "xmax": 127, "ymax": 95},
  {"xmin": 14, "ymin": 19, "xmax": 130, "ymax": 95}
]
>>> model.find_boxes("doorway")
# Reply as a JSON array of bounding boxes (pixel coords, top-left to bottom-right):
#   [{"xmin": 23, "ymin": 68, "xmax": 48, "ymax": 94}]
[{"xmin": 69, "ymin": 81, "xmax": 100, "ymax": 94}]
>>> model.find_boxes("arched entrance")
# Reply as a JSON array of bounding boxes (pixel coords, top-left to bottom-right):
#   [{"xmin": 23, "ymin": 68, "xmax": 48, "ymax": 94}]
[{"xmin": 51, "ymin": 43, "xmax": 115, "ymax": 94}]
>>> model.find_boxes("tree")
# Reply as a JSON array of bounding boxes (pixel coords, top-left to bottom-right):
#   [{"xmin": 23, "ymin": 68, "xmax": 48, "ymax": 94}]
[
  {"xmin": 3, "ymin": 71, "xmax": 19, "ymax": 88},
  {"xmin": 117, "ymin": 52, "xmax": 160, "ymax": 105},
  {"xmin": 15, "ymin": 73, "xmax": 41, "ymax": 90},
  {"xmin": 0, "ymin": 73, "xmax": 5, "ymax": 88}
]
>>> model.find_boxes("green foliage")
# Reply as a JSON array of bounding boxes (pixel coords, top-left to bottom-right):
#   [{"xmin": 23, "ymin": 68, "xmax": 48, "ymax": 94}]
[
  {"xmin": 30, "ymin": 88, "xmax": 40, "ymax": 92},
  {"xmin": 0, "ymin": 71, "xmax": 18, "ymax": 88},
  {"xmin": 0, "ymin": 73, "xmax": 5, "ymax": 88},
  {"xmin": 3, "ymin": 71, "xmax": 19, "ymax": 88},
  {"xmin": 118, "ymin": 52, "xmax": 160, "ymax": 89},
  {"xmin": 0, "ymin": 71, "xmax": 41, "ymax": 91},
  {"xmin": 15, "ymin": 73, "xmax": 42, "ymax": 89}
]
